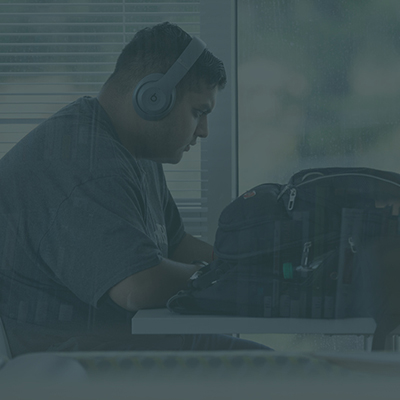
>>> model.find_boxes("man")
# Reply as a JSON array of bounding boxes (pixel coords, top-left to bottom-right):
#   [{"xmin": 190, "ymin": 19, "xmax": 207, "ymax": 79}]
[{"xmin": 0, "ymin": 22, "xmax": 270, "ymax": 355}]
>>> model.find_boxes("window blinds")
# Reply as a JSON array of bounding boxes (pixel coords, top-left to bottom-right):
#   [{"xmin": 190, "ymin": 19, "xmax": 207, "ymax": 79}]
[{"xmin": 0, "ymin": 0, "xmax": 209, "ymax": 240}]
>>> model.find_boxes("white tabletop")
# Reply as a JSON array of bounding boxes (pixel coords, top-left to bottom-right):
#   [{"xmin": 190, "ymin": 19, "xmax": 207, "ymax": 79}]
[{"xmin": 131, "ymin": 308, "xmax": 379, "ymax": 335}]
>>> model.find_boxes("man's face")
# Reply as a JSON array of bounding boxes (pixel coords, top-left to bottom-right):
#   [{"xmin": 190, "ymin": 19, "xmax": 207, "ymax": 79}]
[{"xmin": 143, "ymin": 83, "xmax": 218, "ymax": 164}]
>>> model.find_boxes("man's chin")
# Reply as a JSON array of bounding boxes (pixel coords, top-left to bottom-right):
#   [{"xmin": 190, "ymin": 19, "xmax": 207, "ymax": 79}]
[{"xmin": 150, "ymin": 152, "xmax": 183, "ymax": 164}]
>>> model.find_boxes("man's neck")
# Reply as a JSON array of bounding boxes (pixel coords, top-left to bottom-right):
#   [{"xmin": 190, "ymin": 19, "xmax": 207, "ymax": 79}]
[{"xmin": 97, "ymin": 86, "xmax": 143, "ymax": 158}]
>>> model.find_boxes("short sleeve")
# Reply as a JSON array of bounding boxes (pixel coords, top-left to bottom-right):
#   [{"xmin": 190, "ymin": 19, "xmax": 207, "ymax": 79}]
[{"xmin": 38, "ymin": 175, "xmax": 164, "ymax": 307}]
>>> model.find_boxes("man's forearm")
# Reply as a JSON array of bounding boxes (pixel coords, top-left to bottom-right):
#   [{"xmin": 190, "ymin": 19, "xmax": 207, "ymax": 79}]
[
  {"xmin": 171, "ymin": 233, "xmax": 214, "ymax": 264},
  {"xmin": 109, "ymin": 233, "xmax": 213, "ymax": 312},
  {"xmin": 108, "ymin": 258, "xmax": 202, "ymax": 312}
]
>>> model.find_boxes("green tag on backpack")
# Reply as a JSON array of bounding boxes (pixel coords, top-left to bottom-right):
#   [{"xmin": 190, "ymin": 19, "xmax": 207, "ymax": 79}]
[{"xmin": 283, "ymin": 262, "xmax": 293, "ymax": 279}]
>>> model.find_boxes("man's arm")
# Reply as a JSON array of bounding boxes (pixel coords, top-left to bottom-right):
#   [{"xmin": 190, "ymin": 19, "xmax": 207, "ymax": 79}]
[
  {"xmin": 108, "ymin": 233, "xmax": 213, "ymax": 312},
  {"xmin": 170, "ymin": 233, "xmax": 214, "ymax": 264}
]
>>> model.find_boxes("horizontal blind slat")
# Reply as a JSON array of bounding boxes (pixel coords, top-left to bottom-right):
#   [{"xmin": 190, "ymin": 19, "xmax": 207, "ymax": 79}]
[
  {"xmin": 0, "ymin": 2, "xmax": 197, "ymax": 6},
  {"xmin": 0, "ymin": 12, "xmax": 198, "ymax": 16},
  {"xmin": 1, "ymin": 30, "xmax": 200, "ymax": 36},
  {"xmin": 0, "ymin": 43, "xmax": 123, "ymax": 46}
]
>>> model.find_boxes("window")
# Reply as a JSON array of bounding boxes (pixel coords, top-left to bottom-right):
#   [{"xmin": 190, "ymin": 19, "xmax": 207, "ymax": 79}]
[
  {"xmin": 238, "ymin": 0, "xmax": 400, "ymax": 193},
  {"xmin": 237, "ymin": 0, "xmax": 400, "ymax": 351}
]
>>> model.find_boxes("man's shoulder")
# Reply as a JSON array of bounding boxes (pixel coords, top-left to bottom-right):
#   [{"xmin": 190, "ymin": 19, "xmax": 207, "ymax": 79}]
[
  {"xmin": 31, "ymin": 96, "xmax": 121, "ymax": 157},
  {"xmin": 48, "ymin": 96, "xmax": 114, "ymax": 133}
]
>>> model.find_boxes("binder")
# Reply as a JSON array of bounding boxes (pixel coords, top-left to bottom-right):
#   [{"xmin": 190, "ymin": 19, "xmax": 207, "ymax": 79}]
[
  {"xmin": 311, "ymin": 186, "xmax": 327, "ymax": 319},
  {"xmin": 335, "ymin": 208, "xmax": 363, "ymax": 318}
]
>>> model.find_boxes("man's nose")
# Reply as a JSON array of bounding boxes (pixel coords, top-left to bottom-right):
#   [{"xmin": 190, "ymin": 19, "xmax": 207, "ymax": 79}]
[{"xmin": 195, "ymin": 115, "xmax": 209, "ymax": 138}]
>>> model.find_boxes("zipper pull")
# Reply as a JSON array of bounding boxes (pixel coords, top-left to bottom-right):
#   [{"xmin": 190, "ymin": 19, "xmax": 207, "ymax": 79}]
[
  {"xmin": 301, "ymin": 241, "xmax": 312, "ymax": 268},
  {"xmin": 288, "ymin": 188, "xmax": 297, "ymax": 210},
  {"xmin": 348, "ymin": 237, "xmax": 357, "ymax": 253}
]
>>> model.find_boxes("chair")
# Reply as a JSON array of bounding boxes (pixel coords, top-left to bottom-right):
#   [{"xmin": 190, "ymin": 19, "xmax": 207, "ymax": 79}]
[
  {"xmin": 0, "ymin": 316, "xmax": 88, "ymax": 381},
  {"xmin": 0, "ymin": 316, "xmax": 12, "ymax": 359}
]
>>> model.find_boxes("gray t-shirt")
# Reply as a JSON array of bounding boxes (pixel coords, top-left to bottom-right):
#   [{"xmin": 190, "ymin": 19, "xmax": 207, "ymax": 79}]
[{"xmin": 0, "ymin": 97, "xmax": 185, "ymax": 355}]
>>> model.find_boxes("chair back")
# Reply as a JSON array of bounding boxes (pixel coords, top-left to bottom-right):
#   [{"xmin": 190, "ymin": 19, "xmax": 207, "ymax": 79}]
[{"xmin": 0, "ymin": 316, "xmax": 11, "ymax": 359}]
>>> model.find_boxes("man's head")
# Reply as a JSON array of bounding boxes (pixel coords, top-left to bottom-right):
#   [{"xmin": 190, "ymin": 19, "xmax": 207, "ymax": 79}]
[
  {"xmin": 105, "ymin": 22, "xmax": 226, "ymax": 100},
  {"xmin": 98, "ymin": 22, "xmax": 227, "ymax": 164}
]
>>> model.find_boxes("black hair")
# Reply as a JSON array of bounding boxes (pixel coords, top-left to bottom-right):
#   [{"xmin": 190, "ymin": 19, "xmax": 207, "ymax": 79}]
[{"xmin": 105, "ymin": 22, "xmax": 227, "ymax": 95}]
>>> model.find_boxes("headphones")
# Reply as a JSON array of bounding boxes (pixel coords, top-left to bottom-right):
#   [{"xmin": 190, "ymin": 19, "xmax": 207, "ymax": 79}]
[{"xmin": 132, "ymin": 36, "xmax": 207, "ymax": 121}]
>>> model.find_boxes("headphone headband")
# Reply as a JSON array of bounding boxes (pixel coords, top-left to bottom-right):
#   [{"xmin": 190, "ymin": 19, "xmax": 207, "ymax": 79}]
[{"xmin": 157, "ymin": 37, "xmax": 206, "ymax": 92}]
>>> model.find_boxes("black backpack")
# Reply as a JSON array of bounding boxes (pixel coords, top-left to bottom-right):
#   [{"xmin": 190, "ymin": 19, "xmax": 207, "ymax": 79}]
[{"xmin": 167, "ymin": 167, "xmax": 400, "ymax": 350}]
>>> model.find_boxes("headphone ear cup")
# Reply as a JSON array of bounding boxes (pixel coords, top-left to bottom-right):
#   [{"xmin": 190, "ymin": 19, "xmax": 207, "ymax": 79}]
[{"xmin": 132, "ymin": 73, "xmax": 176, "ymax": 121}]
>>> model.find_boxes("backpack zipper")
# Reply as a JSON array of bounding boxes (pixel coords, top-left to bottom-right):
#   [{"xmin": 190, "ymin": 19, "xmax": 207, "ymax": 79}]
[
  {"xmin": 288, "ymin": 188, "xmax": 297, "ymax": 211},
  {"xmin": 278, "ymin": 173, "xmax": 400, "ymax": 211},
  {"xmin": 300, "ymin": 241, "xmax": 312, "ymax": 268}
]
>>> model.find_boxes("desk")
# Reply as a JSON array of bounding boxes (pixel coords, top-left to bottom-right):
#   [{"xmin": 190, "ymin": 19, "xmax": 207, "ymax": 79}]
[
  {"xmin": 132, "ymin": 308, "xmax": 400, "ymax": 350},
  {"xmin": 132, "ymin": 308, "xmax": 382, "ymax": 335},
  {"xmin": 132, "ymin": 309, "xmax": 400, "ymax": 350},
  {"xmin": 132, "ymin": 308, "xmax": 378, "ymax": 335}
]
